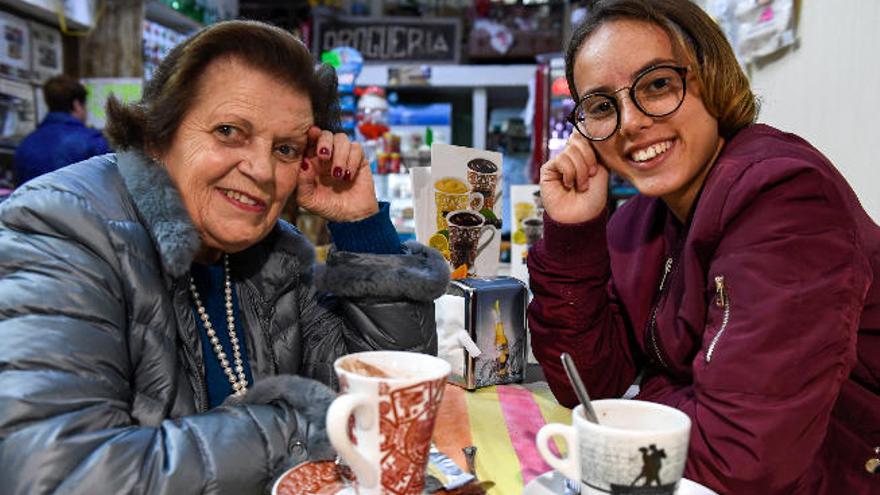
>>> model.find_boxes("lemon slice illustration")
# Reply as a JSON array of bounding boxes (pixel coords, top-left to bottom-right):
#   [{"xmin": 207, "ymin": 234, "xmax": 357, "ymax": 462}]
[{"xmin": 428, "ymin": 232, "xmax": 449, "ymax": 253}]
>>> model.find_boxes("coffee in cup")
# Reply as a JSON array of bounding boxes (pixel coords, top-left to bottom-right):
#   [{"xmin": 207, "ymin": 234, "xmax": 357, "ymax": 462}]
[{"xmin": 338, "ymin": 357, "xmax": 392, "ymax": 378}]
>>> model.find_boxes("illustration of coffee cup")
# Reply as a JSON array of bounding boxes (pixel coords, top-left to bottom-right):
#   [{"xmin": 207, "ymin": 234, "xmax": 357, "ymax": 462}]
[
  {"xmin": 434, "ymin": 177, "xmax": 483, "ymax": 230},
  {"xmin": 514, "ymin": 201, "xmax": 536, "ymax": 224},
  {"xmin": 446, "ymin": 209, "xmax": 497, "ymax": 276},
  {"xmin": 522, "ymin": 216, "xmax": 544, "ymax": 248},
  {"xmin": 466, "ymin": 158, "xmax": 500, "ymax": 211}
]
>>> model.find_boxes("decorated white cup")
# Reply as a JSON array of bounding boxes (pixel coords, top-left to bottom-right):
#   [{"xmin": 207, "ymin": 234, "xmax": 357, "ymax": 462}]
[
  {"xmin": 537, "ymin": 400, "xmax": 691, "ymax": 494},
  {"xmin": 326, "ymin": 351, "xmax": 450, "ymax": 495}
]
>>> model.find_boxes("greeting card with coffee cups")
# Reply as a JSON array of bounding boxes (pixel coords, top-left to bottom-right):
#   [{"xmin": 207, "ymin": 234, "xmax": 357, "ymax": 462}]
[
  {"xmin": 417, "ymin": 143, "xmax": 503, "ymax": 279},
  {"xmin": 510, "ymin": 184, "xmax": 543, "ymax": 286}
]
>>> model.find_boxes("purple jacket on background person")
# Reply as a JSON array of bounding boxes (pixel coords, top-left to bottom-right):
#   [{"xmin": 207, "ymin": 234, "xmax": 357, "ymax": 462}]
[{"xmin": 528, "ymin": 124, "xmax": 879, "ymax": 494}]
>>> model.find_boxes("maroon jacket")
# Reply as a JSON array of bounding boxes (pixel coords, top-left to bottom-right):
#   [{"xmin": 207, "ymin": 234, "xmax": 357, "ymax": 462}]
[{"xmin": 528, "ymin": 125, "xmax": 879, "ymax": 494}]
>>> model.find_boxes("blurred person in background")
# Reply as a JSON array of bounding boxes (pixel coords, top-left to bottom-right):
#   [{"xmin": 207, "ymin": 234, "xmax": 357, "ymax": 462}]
[
  {"xmin": 528, "ymin": 0, "xmax": 879, "ymax": 493},
  {"xmin": 0, "ymin": 20, "xmax": 447, "ymax": 494},
  {"xmin": 13, "ymin": 74, "xmax": 111, "ymax": 185}
]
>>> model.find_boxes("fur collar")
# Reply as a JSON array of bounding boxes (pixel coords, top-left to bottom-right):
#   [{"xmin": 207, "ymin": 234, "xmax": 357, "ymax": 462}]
[{"xmin": 116, "ymin": 151, "xmax": 201, "ymax": 278}]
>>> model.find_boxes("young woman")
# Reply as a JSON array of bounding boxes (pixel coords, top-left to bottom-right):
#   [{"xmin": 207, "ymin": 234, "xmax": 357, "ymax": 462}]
[{"xmin": 528, "ymin": 1, "xmax": 879, "ymax": 493}]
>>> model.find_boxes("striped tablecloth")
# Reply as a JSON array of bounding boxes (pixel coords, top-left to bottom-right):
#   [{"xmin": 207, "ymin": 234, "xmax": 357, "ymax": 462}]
[{"xmin": 432, "ymin": 382, "xmax": 572, "ymax": 495}]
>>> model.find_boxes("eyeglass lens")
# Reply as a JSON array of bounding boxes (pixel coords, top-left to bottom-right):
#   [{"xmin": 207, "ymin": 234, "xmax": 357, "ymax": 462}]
[{"xmin": 573, "ymin": 66, "xmax": 685, "ymax": 141}]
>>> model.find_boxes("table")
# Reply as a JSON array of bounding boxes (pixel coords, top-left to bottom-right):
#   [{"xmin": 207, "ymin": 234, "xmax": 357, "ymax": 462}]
[{"xmin": 432, "ymin": 382, "xmax": 572, "ymax": 495}]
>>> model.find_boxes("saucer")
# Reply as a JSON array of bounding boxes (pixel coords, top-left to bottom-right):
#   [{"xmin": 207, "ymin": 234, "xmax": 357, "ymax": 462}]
[
  {"xmin": 272, "ymin": 462, "xmax": 475, "ymax": 495},
  {"xmin": 272, "ymin": 461, "xmax": 347, "ymax": 495},
  {"xmin": 522, "ymin": 470, "xmax": 719, "ymax": 495}
]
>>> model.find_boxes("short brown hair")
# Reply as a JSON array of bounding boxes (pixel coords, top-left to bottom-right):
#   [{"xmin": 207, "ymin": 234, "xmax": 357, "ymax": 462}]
[
  {"xmin": 565, "ymin": 0, "xmax": 758, "ymax": 138},
  {"xmin": 43, "ymin": 75, "xmax": 87, "ymax": 113},
  {"xmin": 106, "ymin": 20, "xmax": 339, "ymax": 153}
]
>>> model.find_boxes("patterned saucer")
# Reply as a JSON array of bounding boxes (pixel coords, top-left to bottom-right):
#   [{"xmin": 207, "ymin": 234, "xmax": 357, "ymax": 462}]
[
  {"xmin": 272, "ymin": 461, "xmax": 485, "ymax": 495},
  {"xmin": 272, "ymin": 461, "xmax": 347, "ymax": 495}
]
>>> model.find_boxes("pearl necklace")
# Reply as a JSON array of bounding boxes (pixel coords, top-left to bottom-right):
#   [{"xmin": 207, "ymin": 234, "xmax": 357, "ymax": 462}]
[{"xmin": 189, "ymin": 254, "xmax": 248, "ymax": 396}]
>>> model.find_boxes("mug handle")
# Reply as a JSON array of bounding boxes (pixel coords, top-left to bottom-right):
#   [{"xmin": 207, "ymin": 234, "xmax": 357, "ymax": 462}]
[
  {"xmin": 469, "ymin": 193, "xmax": 484, "ymax": 211},
  {"xmin": 326, "ymin": 394, "xmax": 378, "ymax": 489},
  {"xmin": 536, "ymin": 423, "xmax": 579, "ymax": 483},
  {"xmin": 475, "ymin": 225, "xmax": 497, "ymax": 258}
]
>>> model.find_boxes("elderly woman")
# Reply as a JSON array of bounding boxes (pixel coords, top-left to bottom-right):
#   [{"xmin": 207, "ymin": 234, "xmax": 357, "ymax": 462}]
[
  {"xmin": 0, "ymin": 21, "xmax": 447, "ymax": 494},
  {"xmin": 528, "ymin": 0, "xmax": 878, "ymax": 493}
]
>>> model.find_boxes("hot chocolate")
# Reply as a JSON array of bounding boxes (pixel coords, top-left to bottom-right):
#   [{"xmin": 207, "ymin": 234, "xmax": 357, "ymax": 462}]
[{"xmin": 340, "ymin": 357, "xmax": 391, "ymax": 378}]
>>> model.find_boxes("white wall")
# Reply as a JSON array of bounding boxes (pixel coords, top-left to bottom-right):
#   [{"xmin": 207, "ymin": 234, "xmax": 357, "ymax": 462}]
[{"xmin": 748, "ymin": 1, "xmax": 880, "ymax": 221}]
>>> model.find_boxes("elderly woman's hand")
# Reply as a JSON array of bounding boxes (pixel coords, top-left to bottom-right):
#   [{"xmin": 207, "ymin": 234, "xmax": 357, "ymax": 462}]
[{"xmin": 296, "ymin": 126, "xmax": 379, "ymax": 222}]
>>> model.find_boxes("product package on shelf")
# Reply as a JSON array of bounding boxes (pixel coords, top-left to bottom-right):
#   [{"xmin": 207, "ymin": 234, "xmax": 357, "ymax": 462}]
[
  {"xmin": 0, "ymin": 12, "xmax": 31, "ymax": 81},
  {"xmin": 143, "ymin": 20, "xmax": 188, "ymax": 82},
  {"xmin": 438, "ymin": 276, "xmax": 528, "ymax": 390},
  {"xmin": 0, "ymin": 77, "xmax": 37, "ymax": 144},
  {"xmin": 419, "ymin": 143, "xmax": 503, "ymax": 279},
  {"xmin": 324, "ymin": 46, "xmax": 363, "ymax": 139},
  {"xmin": 29, "ymin": 22, "xmax": 62, "ymax": 84}
]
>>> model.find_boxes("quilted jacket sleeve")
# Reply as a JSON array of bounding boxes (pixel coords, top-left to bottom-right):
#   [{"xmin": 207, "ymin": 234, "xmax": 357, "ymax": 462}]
[
  {"xmin": 297, "ymin": 241, "xmax": 450, "ymax": 386},
  {"xmin": 636, "ymin": 160, "xmax": 870, "ymax": 493},
  {"xmin": 0, "ymin": 189, "xmax": 314, "ymax": 495}
]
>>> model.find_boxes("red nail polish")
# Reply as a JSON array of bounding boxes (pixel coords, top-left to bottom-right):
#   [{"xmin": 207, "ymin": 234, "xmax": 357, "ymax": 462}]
[
  {"xmin": 344, "ymin": 170, "xmax": 352, "ymax": 181},
  {"xmin": 333, "ymin": 167, "xmax": 343, "ymax": 178},
  {"xmin": 320, "ymin": 147, "xmax": 330, "ymax": 156},
  {"xmin": 301, "ymin": 160, "xmax": 309, "ymax": 171}
]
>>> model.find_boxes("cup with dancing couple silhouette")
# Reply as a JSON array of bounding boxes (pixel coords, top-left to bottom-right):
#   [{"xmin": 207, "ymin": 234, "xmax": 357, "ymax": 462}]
[{"xmin": 536, "ymin": 400, "xmax": 691, "ymax": 494}]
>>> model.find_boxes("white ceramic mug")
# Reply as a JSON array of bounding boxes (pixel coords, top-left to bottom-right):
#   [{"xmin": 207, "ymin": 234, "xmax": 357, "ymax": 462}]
[
  {"xmin": 537, "ymin": 400, "xmax": 692, "ymax": 495},
  {"xmin": 326, "ymin": 351, "xmax": 451, "ymax": 495}
]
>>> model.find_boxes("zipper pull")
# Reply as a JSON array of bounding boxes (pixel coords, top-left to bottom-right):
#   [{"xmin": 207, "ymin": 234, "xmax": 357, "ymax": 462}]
[
  {"xmin": 658, "ymin": 257, "xmax": 673, "ymax": 292},
  {"xmin": 714, "ymin": 275, "xmax": 727, "ymax": 308},
  {"xmin": 866, "ymin": 446, "xmax": 880, "ymax": 474}
]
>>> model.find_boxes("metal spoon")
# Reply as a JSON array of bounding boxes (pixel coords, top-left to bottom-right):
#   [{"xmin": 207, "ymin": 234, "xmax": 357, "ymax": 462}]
[
  {"xmin": 461, "ymin": 445, "xmax": 496, "ymax": 491},
  {"xmin": 563, "ymin": 477, "xmax": 582, "ymax": 495},
  {"xmin": 560, "ymin": 352, "xmax": 600, "ymax": 424},
  {"xmin": 462, "ymin": 445, "xmax": 478, "ymax": 476}
]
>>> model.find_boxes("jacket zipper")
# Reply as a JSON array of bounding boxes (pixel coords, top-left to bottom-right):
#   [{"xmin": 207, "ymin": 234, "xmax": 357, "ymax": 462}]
[
  {"xmin": 243, "ymin": 281, "xmax": 279, "ymax": 375},
  {"xmin": 705, "ymin": 275, "xmax": 730, "ymax": 363},
  {"xmin": 648, "ymin": 256, "xmax": 674, "ymax": 369}
]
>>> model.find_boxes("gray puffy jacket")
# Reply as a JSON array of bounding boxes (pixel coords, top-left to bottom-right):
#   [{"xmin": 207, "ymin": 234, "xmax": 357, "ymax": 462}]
[{"xmin": 0, "ymin": 152, "xmax": 449, "ymax": 494}]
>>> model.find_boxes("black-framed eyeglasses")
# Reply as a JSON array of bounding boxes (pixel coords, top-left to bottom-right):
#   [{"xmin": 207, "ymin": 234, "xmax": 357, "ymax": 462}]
[{"xmin": 567, "ymin": 65, "xmax": 689, "ymax": 141}]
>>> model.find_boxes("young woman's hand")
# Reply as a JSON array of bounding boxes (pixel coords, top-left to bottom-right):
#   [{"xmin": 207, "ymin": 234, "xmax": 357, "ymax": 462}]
[
  {"xmin": 296, "ymin": 126, "xmax": 379, "ymax": 222},
  {"xmin": 540, "ymin": 132, "xmax": 608, "ymax": 224}
]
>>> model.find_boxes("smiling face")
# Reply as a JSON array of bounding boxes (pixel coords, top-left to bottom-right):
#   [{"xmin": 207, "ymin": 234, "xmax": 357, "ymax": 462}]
[
  {"xmin": 158, "ymin": 56, "xmax": 312, "ymax": 258},
  {"xmin": 573, "ymin": 19, "xmax": 724, "ymax": 220}
]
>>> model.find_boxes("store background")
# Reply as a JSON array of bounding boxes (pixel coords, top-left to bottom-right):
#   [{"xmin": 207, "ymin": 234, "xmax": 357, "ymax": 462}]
[
  {"xmin": 747, "ymin": 1, "xmax": 880, "ymax": 223},
  {"xmin": 0, "ymin": 0, "xmax": 876, "ymax": 227}
]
